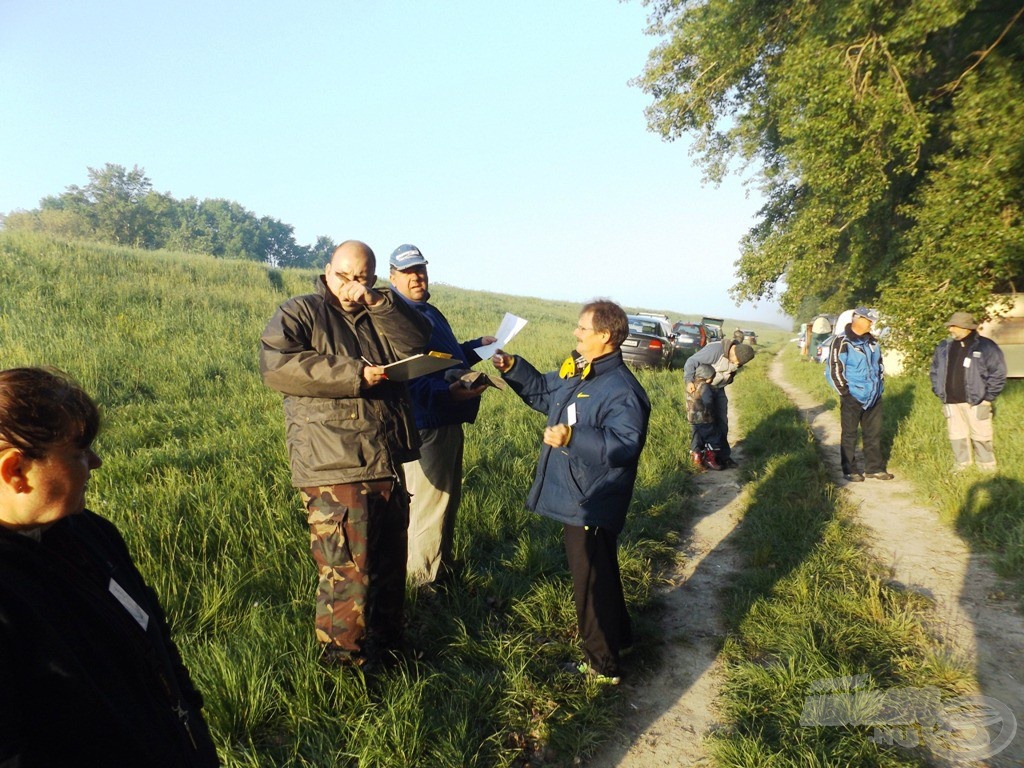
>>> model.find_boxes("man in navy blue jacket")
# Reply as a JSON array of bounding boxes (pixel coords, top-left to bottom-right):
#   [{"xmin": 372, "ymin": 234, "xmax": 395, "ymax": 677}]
[
  {"xmin": 929, "ymin": 311, "xmax": 1007, "ymax": 471},
  {"xmin": 492, "ymin": 300, "xmax": 650, "ymax": 683},
  {"xmin": 390, "ymin": 244, "xmax": 496, "ymax": 586}
]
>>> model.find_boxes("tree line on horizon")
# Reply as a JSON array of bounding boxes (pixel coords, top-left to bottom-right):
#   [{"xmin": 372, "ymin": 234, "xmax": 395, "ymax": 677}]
[
  {"xmin": 638, "ymin": 0, "xmax": 1024, "ymax": 368},
  {"xmin": 0, "ymin": 163, "xmax": 333, "ymax": 269}
]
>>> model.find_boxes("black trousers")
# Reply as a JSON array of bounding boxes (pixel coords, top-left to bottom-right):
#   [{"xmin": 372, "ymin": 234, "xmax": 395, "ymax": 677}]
[
  {"xmin": 839, "ymin": 394, "xmax": 885, "ymax": 474},
  {"xmin": 563, "ymin": 524, "xmax": 633, "ymax": 676},
  {"xmin": 689, "ymin": 386, "xmax": 731, "ymax": 460}
]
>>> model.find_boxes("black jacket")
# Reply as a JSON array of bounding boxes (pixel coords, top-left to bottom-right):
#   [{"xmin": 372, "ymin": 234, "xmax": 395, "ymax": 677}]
[
  {"xmin": 259, "ymin": 277, "xmax": 431, "ymax": 486},
  {"xmin": 930, "ymin": 333, "xmax": 1007, "ymax": 405},
  {"xmin": 0, "ymin": 511, "xmax": 219, "ymax": 767}
]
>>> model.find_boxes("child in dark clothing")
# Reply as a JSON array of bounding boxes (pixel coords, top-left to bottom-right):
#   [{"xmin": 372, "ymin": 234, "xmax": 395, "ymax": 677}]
[{"xmin": 686, "ymin": 363, "xmax": 722, "ymax": 470}]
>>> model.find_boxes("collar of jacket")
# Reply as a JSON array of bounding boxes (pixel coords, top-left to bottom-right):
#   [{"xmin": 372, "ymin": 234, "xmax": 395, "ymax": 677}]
[
  {"xmin": 843, "ymin": 323, "xmax": 876, "ymax": 344},
  {"xmin": 956, "ymin": 330, "xmax": 978, "ymax": 347},
  {"xmin": 558, "ymin": 350, "xmax": 623, "ymax": 380},
  {"xmin": 392, "ymin": 289, "xmax": 433, "ymax": 308}
]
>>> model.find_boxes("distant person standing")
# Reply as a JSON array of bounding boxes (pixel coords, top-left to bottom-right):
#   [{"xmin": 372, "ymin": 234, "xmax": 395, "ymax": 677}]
[
  {"xmin": 388, "ymin": 244, "xmax": 496, "ymax": 587},
  {"xmin": 492, "ymin": 300, "xmax": 650, "ymax": 684},
  {"xmin": 929, "ymin": 312, "xmax": 1007, "ymax": 472},
  {"xmin": 683, "ymin": 338, "xmax": 755, "ymax": 469},
  {"xmin": 826, "ymin": 307, "xmax": 892, "ymax": 482},
  {"xmin": 260, "ymin": 240, "xmax": 430, "ymax": 668}
]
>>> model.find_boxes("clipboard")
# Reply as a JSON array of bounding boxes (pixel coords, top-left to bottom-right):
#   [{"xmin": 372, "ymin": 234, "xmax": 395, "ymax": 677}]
[{"xmin": 380, "ymin": 352, "xmax": 458, "ymax": 382}]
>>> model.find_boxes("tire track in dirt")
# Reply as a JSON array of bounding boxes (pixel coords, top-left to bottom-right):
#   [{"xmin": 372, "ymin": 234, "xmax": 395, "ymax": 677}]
[{"xmin": 770, "ymin": 353, "xmax": 1024, "ymax": 767}]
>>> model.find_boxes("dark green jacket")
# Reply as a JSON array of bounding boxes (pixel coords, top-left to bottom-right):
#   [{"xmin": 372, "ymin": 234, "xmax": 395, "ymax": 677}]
[{"xmin": 259, "ymin": 277, "xmax": 431, "ymax": 487}]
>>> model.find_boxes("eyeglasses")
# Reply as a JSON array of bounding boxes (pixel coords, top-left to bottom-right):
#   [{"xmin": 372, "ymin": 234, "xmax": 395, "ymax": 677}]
[{"xmin": 575, "ymin": 324, "xmax": 594, "ymax": 332}]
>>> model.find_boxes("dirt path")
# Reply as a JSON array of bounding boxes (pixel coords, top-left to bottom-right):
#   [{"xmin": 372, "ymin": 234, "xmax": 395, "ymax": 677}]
[
  {"xmin": 586, "ymin": 353, "xmax": 1024, "ymax": 767},
  {"xmin": 768, "ymin": 354, "xmax": 1024, "ymax": 767},
  {"xmin": 587, "ymin": 400, "xmax": 750, "ymax": 768}
]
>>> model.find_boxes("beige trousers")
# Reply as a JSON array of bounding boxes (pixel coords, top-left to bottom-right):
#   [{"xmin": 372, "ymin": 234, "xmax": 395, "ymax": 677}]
[
  {"xmin": 404, "ymin": 423, "xmax": 464, "ymax": 585},
  {"xmin": 944, "ymin": 402, "xmax": 996, "ymax": 469}
]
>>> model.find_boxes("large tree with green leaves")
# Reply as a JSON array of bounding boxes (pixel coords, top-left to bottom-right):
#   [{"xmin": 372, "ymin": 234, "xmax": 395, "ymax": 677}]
[{"xmin": 637, "ymin": 0, "xmax": 1024, "ymax": 366}]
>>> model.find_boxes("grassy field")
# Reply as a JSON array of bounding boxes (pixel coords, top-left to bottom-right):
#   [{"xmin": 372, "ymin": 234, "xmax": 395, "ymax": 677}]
[
  {"xmin": 0, "ymin": 232, "xmax": 695, "ymax": 766},
  {"xmin": 1, "ymin": 231, "xmax": 1011, "ymax": 766}
]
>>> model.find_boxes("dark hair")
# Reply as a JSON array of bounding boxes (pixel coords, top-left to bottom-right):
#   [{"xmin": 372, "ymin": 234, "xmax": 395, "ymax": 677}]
[
  {"xmin": 582, "ymin": 299, "xmax": 629, "ymax": 347},
  {"xmin": 0, "ymin": 368, "xmax": 100, "ymax": 459}
]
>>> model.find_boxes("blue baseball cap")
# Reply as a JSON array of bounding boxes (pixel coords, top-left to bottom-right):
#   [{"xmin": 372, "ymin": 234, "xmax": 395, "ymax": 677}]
[
  {"xmin": 853, "ymin": 306, "xmax": 879, "ymax": 323},
  {"xmin": 389, "ymin": 244, "xmax": 428, "ymax": 270}
]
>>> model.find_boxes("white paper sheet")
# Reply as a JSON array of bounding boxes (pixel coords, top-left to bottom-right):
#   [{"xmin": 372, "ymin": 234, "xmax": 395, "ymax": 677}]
[{"xmin": 474, "ymin": 312, "xmax": 528, "ymax": 359}]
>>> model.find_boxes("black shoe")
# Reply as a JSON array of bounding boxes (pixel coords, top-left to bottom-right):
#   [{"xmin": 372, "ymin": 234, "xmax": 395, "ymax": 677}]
[
  {"xmin": 866, "ymin": 472, "xmax": 894, "ymax": 480},
  {"xmin": 844, "ymin": 473, "xmax": 865, "ymax": 482}
]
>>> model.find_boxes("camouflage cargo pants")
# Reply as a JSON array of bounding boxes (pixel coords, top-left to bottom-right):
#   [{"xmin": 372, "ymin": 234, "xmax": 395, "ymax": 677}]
[{"xmin": 299, "ymin": 480, "xmax": 409, "ymax": 660}]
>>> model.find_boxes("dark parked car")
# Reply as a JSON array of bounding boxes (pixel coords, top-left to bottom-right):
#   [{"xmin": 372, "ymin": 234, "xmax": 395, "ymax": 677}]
[
  {"xmin": 671, "ymin": 321, "xmax": 707, "ymax": 359},
  {"xmin": 621, "ymin": 314, "xmax": 675, "ymax": 368},
  {"xmin": 742, "ymin": 330, "xmax": 758, "ymax": 346}
]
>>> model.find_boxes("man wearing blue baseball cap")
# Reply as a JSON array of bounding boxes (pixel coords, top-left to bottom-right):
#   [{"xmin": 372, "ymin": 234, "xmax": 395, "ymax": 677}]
[
  {"xmin": 826, "ymin": 306, "xmax": 893, "ymax": 482},
  {"xmin": 389, "ymin": 244, "xmax": 496, "ymax": 588}
]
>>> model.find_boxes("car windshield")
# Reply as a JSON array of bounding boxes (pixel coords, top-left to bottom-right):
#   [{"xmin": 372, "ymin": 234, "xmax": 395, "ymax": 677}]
[
  {"xmin": 628, "ymin": 319, "xmax": 661, "ymax": 335},
  {"xmin": 675, "ymin": 323, "xmax": 701, "ymax": 335}
]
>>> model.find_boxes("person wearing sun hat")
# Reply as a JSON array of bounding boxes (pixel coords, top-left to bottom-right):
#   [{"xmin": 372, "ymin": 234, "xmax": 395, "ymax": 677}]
[
  {"xmin": 826, "ymin": 306, "xmax": 892, "ymax": 482},
  {"xmin": 929, "ymin": 311, "xmax": 1007, "ymax": 472}
]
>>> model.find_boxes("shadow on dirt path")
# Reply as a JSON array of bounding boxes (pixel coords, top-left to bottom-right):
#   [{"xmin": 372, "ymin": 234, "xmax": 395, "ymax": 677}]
[{"xmin": 770, "ymin": 353, "xmax": 1024, "ymax": 767}]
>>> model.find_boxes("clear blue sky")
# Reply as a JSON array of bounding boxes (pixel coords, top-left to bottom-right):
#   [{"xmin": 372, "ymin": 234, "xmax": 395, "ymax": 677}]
[{"xmin": 0, "ymin": 0, "xmax": 787, "ymax": 326}]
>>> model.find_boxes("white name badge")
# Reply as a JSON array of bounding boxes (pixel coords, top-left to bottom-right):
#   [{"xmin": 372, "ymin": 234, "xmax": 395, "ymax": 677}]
[
  {"xmin": 567, "ymin": 402, "xmax": 577, "ymax": 426},
  {"xmin": 109, "ymin": 578, "xmax": 150, "ymax": 631},
  {"xmin": 963, "ymin": 357, "xmax": 972, "ymax": 368}
]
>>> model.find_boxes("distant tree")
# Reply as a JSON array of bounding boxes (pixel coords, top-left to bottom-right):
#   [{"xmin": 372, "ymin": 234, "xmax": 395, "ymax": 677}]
[
  {"xmin": 259, "ymin": 216, "xmax": 304, "ymax": 268},
  {"xmin": 308, "ymin": 235, "xmax": 337, "ymax": 267},
  {"xmin": 198, "ymin": 198, "xmax": 265, "ymax": 260},
  {"xmin": 162, "ymin": 196, "xmax": 215, "ymax": 254},
  {"xmin": 48, "ymin": 164, "xmax": 157, "ymax": 247}
]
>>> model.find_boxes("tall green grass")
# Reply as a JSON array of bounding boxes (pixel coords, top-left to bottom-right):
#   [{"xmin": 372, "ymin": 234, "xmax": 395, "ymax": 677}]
[
  {"xmin": 0, "ymin": 232, "xmax": 693, "ymax": 766},
  {"xmin": 782, "ymin": 343, "xmax": 1024, "ymax": 585},
  {"xmin": 709, "ymin": 347, "xmax": 976, "ymax": 767}
]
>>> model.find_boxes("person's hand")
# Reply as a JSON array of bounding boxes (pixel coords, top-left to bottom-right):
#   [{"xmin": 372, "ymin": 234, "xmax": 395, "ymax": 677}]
[
  {"xmin": 335, "ymin": 279, "xmax": 382, "ymax": 307},
  {"xmin": 361, "ymin": 365, "xmax": 388, "ymax": 388},
  {"xmin": 480, "ymin": 335, "xmax": 498, "ymax": 345},
  {"xmin": 449, "ymin": 381, "xmax": 487, "ymax": 401},
  {"xmin": 543, "ymin": 424, "xmax": 571, "ymax": 448},
  {"xmin": 491, "ymin": 350, "xmax": 513, "ymax": 373},
  {"xmin": 686, "ymin": 381, "xmax": 697, "ymax": 395}
]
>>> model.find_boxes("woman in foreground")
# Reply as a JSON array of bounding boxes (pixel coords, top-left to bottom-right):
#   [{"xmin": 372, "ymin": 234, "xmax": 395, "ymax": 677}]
[{"xmin": 0, "ymin": 367, "xmax": 218, "ymax": 767}]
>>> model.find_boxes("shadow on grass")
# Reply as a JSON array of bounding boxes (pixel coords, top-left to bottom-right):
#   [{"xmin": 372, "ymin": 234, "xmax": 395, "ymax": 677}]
[
  {"xmin": 583, "ymin": 405, "xmax": 845, "ymax": 764},
  {"xmin": 957, "ymin": 475, "xmax": 1024, "ymax": 765}
]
